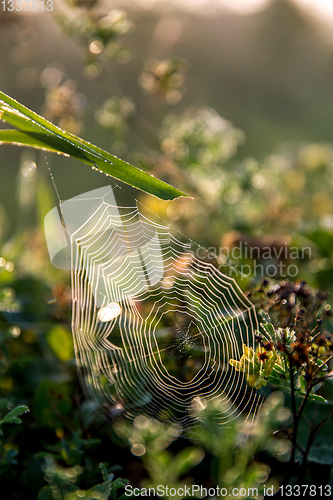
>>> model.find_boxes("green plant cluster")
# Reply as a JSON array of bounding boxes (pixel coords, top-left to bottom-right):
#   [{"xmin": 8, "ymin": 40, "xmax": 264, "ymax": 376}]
[{"xmin": 1, "ymin": 0, "xmax": 333, "ymax": 497}]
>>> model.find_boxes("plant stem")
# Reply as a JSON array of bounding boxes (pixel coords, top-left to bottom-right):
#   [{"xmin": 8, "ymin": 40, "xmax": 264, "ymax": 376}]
[
  {"xmin": 289, "ymin": 365, "xmax": 297, "ymax": 422},
  {"xmin": 298, "ymin": 408, "xmax": 333, "ymax": 483},
  {"xmin": 283, "ymin": 367, "xmax": 311, "ymax": 486},
  {"xmin": 282, "ymin": 366, "xmax": 297, "ymax": 486}
]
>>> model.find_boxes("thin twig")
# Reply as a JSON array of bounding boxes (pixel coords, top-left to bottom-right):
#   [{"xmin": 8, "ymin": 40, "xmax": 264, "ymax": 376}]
[
  {"xmin": 282, "ymin": 366, "xmax": 298, "ymax": 486},
  {"xmin": 298, "ymin": 408, "xmax": 333, "ymax": 483},
  {"xmin": 283, "ymin": 367, "xmax": 312, "ymax": 486},
  {"xmin": 311, "ymin": 372, "xmax": 333, "ymax": 388},
  {"xmin": 312, "ymin": 355, "xmax": 333, "ymax": 378}
]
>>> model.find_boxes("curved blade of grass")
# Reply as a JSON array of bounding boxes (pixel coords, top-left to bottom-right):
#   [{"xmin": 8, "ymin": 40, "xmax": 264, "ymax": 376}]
[
  {"xmin": 0, "ymin": 130, "xmax": 82, "ymax": 157},
  {"xmin": 0, "ymin": 91, "xmax": 190, "ymax": 201},
  {"xmin": 0, "ymin": 129, "xmax": 92, "ymax": 161}
]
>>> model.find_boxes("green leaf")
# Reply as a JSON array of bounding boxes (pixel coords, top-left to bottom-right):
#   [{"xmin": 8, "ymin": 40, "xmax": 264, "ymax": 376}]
[
  {"xmin": 261, "ymin": 322, "xmax": 276, "ymax": 340},
  {"xmin": 5, "ymin": 448, "xmax": 18, "ymax": 460},
  {"xmin": 272, "ymin": 364, "xmax": 286, "ymax": 375},
  {"xmin": 47, "ymin": 325, "xmax": 74, "ymax": 362},
  {"xmin": 119, "ymin": 494, "xmax": 135, "ymax": 500},
  {"xmin": 308, "ymin": 443, "xmax": 333, "ymax": 465},
  {"xmin": 87, "ymin": 481, "xmax": 111, "ymax": 499},
  {"xmin": 0, "ymin": 129, "xmax": 71, "ymax": 155},
  {"xmin": 4, "ymin": 417, "xmax": 22, "ymax": 424},
  {"xmin": 286, "ymin": 396, "xmax": 333, "ymax": 449},
  {"xmin": 1, "ymin": 405, "xmax": 30, "ymax": 424},
  {"xmin": 172, "ymin": 446, "xmax": 205, "ymax": 476},
  {"xmin": 99, "ymin": 463, "xmax": 110, "ymax": 482},
  {"xmin": 0, "ymin": 91, "xmax": 190, "ymax": 201},
  {"xmin": 308, "ymin": 394, "xmax": 328, "ymax": 403},
  {"xmin": 37, "ymin": 486, "xmax": 54, "ymax": 500},
  {"xmin": 113, "ymin": 478, "xmax": 129, "ymax": 490}
]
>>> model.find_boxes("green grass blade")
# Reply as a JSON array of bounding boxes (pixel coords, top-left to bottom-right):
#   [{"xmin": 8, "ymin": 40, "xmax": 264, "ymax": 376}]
[
  {"xmin": 0, "ymin": 130, "xmax": 83, "ymax": 157},
  {"xmin": 0, "ymin": 91, "xmax": 190, "ymax": 200}
]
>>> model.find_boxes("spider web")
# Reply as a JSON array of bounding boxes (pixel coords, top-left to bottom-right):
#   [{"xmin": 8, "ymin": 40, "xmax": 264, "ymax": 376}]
[{"xmin": 45, "ymin": 185, "xmax": 262, "ymax": 427}]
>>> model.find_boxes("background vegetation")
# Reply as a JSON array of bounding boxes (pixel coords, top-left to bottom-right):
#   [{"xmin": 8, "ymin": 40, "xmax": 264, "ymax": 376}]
[{"xmin": 1, "ymin": 0, "xmax": 333, "ymax": 498}]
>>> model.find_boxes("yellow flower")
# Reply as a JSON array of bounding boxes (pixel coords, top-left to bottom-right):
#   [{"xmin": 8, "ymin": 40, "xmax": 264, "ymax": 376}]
[{"xmin": 230, "ymin": 344, "xmax": 279, "ymax": 389}]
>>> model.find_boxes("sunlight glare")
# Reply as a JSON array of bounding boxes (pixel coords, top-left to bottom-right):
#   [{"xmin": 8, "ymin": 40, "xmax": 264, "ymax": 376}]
[
  {"xmin": 294, "ymin": 0, "xmax": 333, "ymax": 23},
  {"xmin": 217, "ymin": 0, "xmax": 271, "ymax": 14}
]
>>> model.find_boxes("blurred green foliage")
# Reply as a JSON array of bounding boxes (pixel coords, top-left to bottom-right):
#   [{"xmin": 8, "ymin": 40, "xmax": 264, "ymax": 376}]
[{"xmin": 1, "ymin": 0, "xmax": 333, "ymax": 497}]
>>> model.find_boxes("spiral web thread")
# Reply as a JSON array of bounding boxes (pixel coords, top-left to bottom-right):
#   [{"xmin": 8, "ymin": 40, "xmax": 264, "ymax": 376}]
[{"xmin": 45, "ymin": 185, "xmax": 262, "ymax": 427}]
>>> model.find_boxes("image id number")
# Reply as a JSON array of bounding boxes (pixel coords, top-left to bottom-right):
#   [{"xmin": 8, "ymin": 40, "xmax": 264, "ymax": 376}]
[
  {"xmin": 1, "ymin": 0, "xmax": 53, "ymax": 11},
  {"xmin": 280, "ymin": 484, "xmax": 332, "ymax": 496}
]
